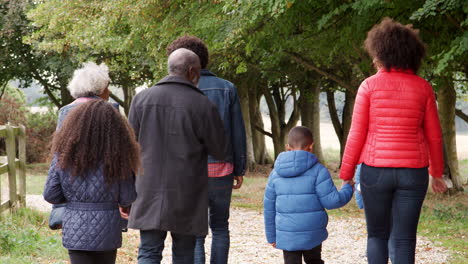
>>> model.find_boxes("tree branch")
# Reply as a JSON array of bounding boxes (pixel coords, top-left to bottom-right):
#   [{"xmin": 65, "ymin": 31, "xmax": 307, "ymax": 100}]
[
  {"xmin": 456, "ymin": 108, "xmax": 468, "ymax": 123},
  {"xmin": 285, "ymin": 51, "xmax": 355, "ymax": 93},
  {"xmin": 0, "ymin": 82, "xmax": 7, "ymax": 100},
  {"xmin": 285, "ymin": 89, "xmax": 301, "ymax": 131},
  {"xmin": 30, "ymin": 71, "xmax": 62, "ymax": 107},
  {"xmin": 253, "ymin": 124, "xmax": 273, "ymax": 138},
  {"xmin": 109, "ymin": 91, "xmax": 125, "ymax": 106},
  {"xmin": 326, "ymin": 90, "xmax": 343, "ymax": 144}
]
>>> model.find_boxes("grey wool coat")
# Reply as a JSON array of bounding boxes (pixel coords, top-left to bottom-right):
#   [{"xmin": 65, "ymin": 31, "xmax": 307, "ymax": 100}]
[{"xmin": 127, "ymin": 76, "xmax": 226, "ymax": 236}]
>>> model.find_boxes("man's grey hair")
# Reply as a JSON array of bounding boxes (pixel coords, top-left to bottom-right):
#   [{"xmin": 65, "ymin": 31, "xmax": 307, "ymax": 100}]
[
  {"xmin": 68, "ymin": 62, "xmax": 110, "ymax": 99},
  {"xmin": 167, "ymin": 48, "xmax": 201, "ymax": 76}
]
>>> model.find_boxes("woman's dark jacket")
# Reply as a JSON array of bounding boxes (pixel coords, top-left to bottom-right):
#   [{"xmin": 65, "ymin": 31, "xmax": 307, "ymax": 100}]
[
  {"xmin": 43, "ymin": 158, "xmax": 137, "ymax": 251},
  {"xmin": 127, "ymin": 76, "xmax": 226, "ymax": 236}
]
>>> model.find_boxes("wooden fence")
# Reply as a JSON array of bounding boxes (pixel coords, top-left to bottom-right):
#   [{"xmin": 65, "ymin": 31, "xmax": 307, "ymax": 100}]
[{"xmin": 0, "ymin": 124, "xmax": 26, "ymax": 212}]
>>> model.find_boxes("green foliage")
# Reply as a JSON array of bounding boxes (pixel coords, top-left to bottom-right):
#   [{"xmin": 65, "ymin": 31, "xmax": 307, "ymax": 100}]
[
  {"xmin": 0, "ymin": 0, "xmax": 78, "ymax": 107},
  {"xmin": 0, "ymin": 85, "xmax": 56, "ymax": 162},
  {"xmin": 25, "ymin": 110, "xmax": 57, "ymax": 163},
  {"xmin": 0, "ymin": 85, "xmax": 27, "ymax": 126},
  {"xmin": 0, "ymin": 208, "xmax": 66, "ymax": 263}
]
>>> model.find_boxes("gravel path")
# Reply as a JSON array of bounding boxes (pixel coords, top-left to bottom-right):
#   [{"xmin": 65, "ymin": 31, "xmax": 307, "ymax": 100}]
[{"xmin": 27, "ymin": 195, "xmax": 451, "ymax": 263}]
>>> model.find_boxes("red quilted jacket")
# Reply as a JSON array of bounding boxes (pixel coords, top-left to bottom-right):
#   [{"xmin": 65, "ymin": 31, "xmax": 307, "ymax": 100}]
[{"xmin": 339, "ymin": 69, "xmax": 444, "ymax": 181}]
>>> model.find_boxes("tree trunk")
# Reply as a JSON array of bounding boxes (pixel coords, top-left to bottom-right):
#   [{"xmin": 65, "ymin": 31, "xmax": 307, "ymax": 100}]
[
  {"xmin": 262, "ymin": 84, "xmax": 282, "ymax": 158},
  {"xmin": 122, "ymin": 83, "xmax": 135, "ymax": 115},
  {"xmin": 237, "ymin": 78, "xmax": 256, "ymax": 170},
  {"xmin": 340, "ymin": 90, "xmax": 356, "ymax": 162},
  {"xmin": 327, "ymin": 90, "xmax": 343, "ymax": 146},
  {"xmin": 299, "ymin": 78, "xmax": 324, "ymax": 163},
  {"xmin": 326, "ymin": 89, "xmax": 355, "ymax": 165},
  {"xmin": 262, "ymin": 83, "xmax": 300, "ymax": 158},
  {"xmin": 60, "ymin": 85, "xmax": 73, "ymax": 106},
  {"xmin": 249, "ymin": 84, "xmax": 272, "ymax": 164},
  {"xmin": 437, "ymin": 78, "xmax": 463, "ymax": 192}
]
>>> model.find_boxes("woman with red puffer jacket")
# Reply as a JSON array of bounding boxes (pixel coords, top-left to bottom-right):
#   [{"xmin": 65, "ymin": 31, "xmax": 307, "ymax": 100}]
[{"xmin": 339, "ymin": 18, "xmax": 447, "ymax": 264}]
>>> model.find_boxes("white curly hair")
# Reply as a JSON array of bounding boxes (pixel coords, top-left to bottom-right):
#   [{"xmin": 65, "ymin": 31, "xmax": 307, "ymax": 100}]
[{"xmin": 68, "ymin": 62, "xmax": 111, "ymax": 99}]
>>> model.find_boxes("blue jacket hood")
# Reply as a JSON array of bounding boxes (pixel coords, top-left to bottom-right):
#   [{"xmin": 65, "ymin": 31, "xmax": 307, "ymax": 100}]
[{"xmin": 274, "ymin": 151, "xmax": 318, "ymax": 178}]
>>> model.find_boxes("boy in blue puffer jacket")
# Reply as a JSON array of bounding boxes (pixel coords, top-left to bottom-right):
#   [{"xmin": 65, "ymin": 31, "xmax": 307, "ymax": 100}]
[{"xmin": 264, "ymin": 126, "xmax": 354, "ymax": 264}]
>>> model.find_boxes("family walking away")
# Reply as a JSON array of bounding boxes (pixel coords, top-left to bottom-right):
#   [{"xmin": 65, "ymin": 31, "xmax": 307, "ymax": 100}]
[{"xmin": 43, "ymin": 17, "xmax": 447, "ymax": 264}]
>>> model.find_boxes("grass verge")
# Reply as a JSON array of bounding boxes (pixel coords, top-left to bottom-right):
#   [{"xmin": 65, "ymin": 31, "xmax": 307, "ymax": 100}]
[{"xmin": 0, "ymin": 208, "xmax": 67, "ymax": 264}]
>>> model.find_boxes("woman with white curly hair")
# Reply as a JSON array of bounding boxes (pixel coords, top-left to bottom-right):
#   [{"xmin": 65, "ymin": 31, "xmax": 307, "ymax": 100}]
[{"xmin": 56, "ymin": 62, "xmax": 112, "ymax": 129}]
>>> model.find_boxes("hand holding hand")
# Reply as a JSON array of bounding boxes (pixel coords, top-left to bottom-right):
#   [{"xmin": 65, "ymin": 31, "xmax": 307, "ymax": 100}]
[
  {"xmin": 342, "ymin": 179, "xmax": 355, "ymax": 188},
  {"xmin": 233, "ymin": 176, "xmax": 243, "ymax": 189},
  {"xmin": 119, "ymin": 206, "xmax": 131, "ymax": 220},
  {"xmin": 431, "ymin": 177, "xmax": 447, "ymax": 193}
]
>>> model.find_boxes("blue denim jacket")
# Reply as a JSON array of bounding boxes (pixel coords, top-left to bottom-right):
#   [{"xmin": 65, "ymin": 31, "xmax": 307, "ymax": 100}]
[{"xmin": 198, "ymin": 69, "xmax": 247, "ymax": 176}]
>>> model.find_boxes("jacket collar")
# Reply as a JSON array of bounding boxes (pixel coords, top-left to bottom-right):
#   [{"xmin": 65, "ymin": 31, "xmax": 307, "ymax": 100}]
[
  {"xmin": 156, "ymin": 75, "xmax": 204, "ymax": 95},
  {"xmin": 378, "ymin": 68, "xmax": 415, "ymax": 74},
  {"xmin": 201, "ymin": 69, "xmax": 216, "ymax": 77}
]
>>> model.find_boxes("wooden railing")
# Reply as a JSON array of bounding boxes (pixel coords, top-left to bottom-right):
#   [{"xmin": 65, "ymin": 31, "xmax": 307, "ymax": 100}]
[{"xmin": 0, "ymin": 124, "xmax": 26, "ymax": 212}]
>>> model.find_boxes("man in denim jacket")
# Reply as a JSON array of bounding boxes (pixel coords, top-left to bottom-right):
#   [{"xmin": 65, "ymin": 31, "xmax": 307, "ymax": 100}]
[{"xmin": 167, "ymin": 36, "xmax": 247, "ymax": 264}]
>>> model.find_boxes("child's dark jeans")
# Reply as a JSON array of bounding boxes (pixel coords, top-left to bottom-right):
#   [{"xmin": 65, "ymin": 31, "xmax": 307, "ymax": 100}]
[{"xmin": 283, "ymin": 244, "xmax": 324, "ymax": 264}]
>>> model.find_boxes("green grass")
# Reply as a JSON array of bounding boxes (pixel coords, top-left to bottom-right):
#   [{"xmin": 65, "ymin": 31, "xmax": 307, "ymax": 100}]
[
  {"xmin": 418, "ymin": 192, "xmax": 467, "ymax": 264},
  {"xmin": 0, "ymin": 208, "xmax": 67, "ymax": 264},
  {"xmin": 459, "ymin": 159, "xmax": 468, "ymax": 183},
  {"xmin": 232, "ymin": 176, "xmax": 268, "ymax": 211},
  {"xmin": 0, "ymin": 163, "xmax": 48, "ymax": 195}
]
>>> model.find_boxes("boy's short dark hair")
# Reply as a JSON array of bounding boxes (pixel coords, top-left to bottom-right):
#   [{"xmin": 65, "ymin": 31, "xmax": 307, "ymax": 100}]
[
  {"xmin": 288, "ymin": 126, "xmax": 313, "ymax": 149},
  {"xmin": 167, "ymin": 35, "xmax": 209, "ymax": 69}
]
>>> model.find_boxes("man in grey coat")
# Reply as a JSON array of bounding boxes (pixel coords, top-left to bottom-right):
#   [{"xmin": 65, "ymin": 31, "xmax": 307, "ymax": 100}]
[{"xmin": 128, "ymin": 48, "xmax": 226, "ymax": 264}]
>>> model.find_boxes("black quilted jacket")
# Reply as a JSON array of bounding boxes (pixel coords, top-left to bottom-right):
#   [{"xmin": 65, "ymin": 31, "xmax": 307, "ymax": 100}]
[{"xmin": 43, "ymin": 158, "xmax": 136, "ymax": 251}]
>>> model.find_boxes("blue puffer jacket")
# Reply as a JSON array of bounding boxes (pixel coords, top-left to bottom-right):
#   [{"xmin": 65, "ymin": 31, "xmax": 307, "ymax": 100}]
[
  {"xmin": 43, "ymin": 158, "xmax": 137, "ymax": 251},
  {"xmin": 264, "ymin": 150, "xmax": 353, "ymax": 251}
]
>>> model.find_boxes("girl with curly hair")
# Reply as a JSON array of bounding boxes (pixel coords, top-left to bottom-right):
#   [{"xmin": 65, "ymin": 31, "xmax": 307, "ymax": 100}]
[{"xmin": 44, "ymin": 100, "xmax": 140, "ymax": 264}]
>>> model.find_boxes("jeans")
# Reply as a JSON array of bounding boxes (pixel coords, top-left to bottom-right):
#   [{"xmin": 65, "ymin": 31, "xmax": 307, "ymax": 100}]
[
  {"xmin": 283, "ymin": 244, "xmax": 323, "ymax": 264},
  {"xmin": 194, "ymin": 174, "xmax": 234, "ymax": 264},
  {"xmin": 68, "ymin": 249, "xmax": 117, "ymax": 264},
  {"xmin": 138, "ymin": 230, "xmax": 196, "ymax": 264},
  {"xmin": 360, "ymin": 164, "xmax": 429, "ymax": 264}
]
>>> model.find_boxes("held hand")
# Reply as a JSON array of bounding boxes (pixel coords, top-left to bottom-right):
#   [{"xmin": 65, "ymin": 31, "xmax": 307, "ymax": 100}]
[
  {"xmin": 270, "ymin": 242, "xmax": 276, "ymax": 248},
  {"xmin": 119, "ymin": 206, "xmax": 131, "ymax": 220},
  {"xmin": 233, "ymin": 176, "xmax": 243, "ymax": 189},
  {"xmin": 342, "ymin": 180, "xmax": 355, "ymax": 188},
  {"xmin": 431, "ymin": 177, "xmax": 447, "ymax": 193}
]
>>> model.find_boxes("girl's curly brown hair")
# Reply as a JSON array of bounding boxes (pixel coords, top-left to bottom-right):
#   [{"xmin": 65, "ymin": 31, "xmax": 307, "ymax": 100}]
[
  {"xmin": 50, "ymin": 100, "xmax": 140, "ymax": 184},
  {"xmin": 364, "ymin": 18, "xmax": 426, "ymax": 72},
  {"xmin": 167, "ymin": 35, "xmax": 209, "ymax": 69}
]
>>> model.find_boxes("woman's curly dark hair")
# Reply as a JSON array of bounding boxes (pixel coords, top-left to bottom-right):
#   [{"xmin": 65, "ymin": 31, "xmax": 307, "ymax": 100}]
[
  {"xmin": 50, "ymin": 100, "xmax": 140, "ymax": 184},
  {"xmin": 167, "ymin": 35, "xmax": 209, "ymax": 69},
  {"xmin": 364, "ymin": 18, "xmax": 426, "ymax": 72}
]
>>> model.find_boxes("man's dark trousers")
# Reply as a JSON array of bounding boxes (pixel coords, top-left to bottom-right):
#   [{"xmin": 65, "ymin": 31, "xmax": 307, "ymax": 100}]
[{"xmin": 194, "ymin": 174, "xmax": 234, "ymax": 264}]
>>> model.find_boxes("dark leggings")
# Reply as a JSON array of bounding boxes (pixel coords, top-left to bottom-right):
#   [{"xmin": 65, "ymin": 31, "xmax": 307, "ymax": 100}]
[
  {"xmin": 361, "ymin": 164, "xmax": 428, "ymax": 264},
  {"xmin": 283, "ymin": 244, "xmax": 324, "ymax": 264},
  {"xmin": 68, "ymin": 249, "xmax": 117, "ymax": 264}
]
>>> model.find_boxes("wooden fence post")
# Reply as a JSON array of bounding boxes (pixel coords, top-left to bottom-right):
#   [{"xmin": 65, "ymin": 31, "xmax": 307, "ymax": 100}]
[
  {"xmin": 18, "ymin": 125, "xmax": 26, "ymax": 207},
  {"xmin": 5, "ymin": 124, "xmax": 18, "ymax": 210}
]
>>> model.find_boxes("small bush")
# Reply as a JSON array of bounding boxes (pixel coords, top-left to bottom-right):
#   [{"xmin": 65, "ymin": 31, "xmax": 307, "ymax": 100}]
[
  {"xmin": 25, "ymin": 111, "xmax": 57, "ymax": 163},
  {"xmin": 0, "ymin": 87, "xmax": 57, "ymax": 163}
]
